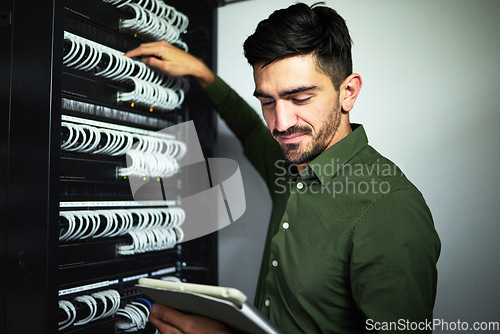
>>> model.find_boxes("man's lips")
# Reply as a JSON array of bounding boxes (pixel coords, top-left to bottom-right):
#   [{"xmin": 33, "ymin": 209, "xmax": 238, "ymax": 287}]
[
  {"xmin": 278, "ymin": 133, "xmax": 306, "ymax": 144},
  {"xmin": 273, "ymin": 125, "xmax": 312, "ymax": 144}
]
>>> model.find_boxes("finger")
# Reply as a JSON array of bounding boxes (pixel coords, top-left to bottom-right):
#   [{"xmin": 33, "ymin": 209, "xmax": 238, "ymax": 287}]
[
  {"xmin": 149, "ymin": 312, "xmax": 183, "ymax": 334},
  {"xmin": 150, "ymin": 304, "xmax": 231, "ymax": 334},
  {"xmin": 124, "ymin": 46, "xmax": 158, "ymax": 59},
  {"xmin": 141, "ymin": 56, "xmax": 168, "ymax": 71},
  {"xmin": 124, "ymin": 41, "xmax": 171, "ymax": 58},
  {"xmin": 151, "ymin": 304, "xmax": 193, "ymax": 329}
]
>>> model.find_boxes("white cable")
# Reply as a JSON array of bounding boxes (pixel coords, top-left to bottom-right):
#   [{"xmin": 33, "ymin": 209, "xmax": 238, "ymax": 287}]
[
  {"xmin": 63, "ymin": 31, "xmax": 186, "ymax": 99},
  {"xmin": 91, "ymin": 289, "xmax": 121, "ymax": 320},
  {"xmin": 104, "ymin": 289, "xmax": 121, "ymax": 316},
  {"xmin": 79, "ymin": 125, "xmax": 101, "ymax": 153},
  {"xmin": 120, "ymin": 2, "xmax": 183, "ymax": 45},
  {"xmin": 59, "ymin": 212, "xmax": 75, "ymax": 241},
  {"xmin": 91, "ymin": 291, "xmax": 109, "ymax": 320},
  {"xmin": 62, "ymin": 117, "xmax": 187, "ymax": 167},
  {"xmin": 70, "ymin": 212, "xmax": 90, "ymax": 241},
  {"xmin": 118, "ymin": 150, "xmax": 181, "ymax": 178},
  {"xmin": 103, "ymin": 210, "xmax": 120, "ymax": 238},
  {"xmin": 62, "ymin": 122, "xmax": 81, "ymax": 151},
  {"xmin": 73, "ymin": 295, "xmax": 98, "ymax": 326},
  {"xmin": 78, "ymin": 211, "xmax": 100, "ymax": 239},
  {"xmin": 58, "ymin": 300, "xmax": 77, "ymax": 330},
  {"xmin": 118, "ymin": 72, "xmax": 184, "ymax": 111},
  {"xmin": 60, "ymin": 207, "xmax": 185, "ymax": 254},
  {"xmin": 61, "ymin": 122, "xmax": 76, "ymax": 150},
  {"xmin": 116, "ymin": 299, "xmax": 150, "ymax": 332},
  {"xmin": 92, "ymin": 211, "xmax": 113, "ymax": 238}
]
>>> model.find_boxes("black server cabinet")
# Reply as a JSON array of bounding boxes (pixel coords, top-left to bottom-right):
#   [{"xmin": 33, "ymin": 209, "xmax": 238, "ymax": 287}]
[{"xmin": 1, "ymin": 0, "xmax": 224, "ymax": 333}]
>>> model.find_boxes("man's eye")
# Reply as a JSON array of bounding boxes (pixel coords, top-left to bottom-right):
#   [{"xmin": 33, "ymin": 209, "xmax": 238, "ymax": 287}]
[
  {"xmin": 262, "ymin": 100, "xmax": 275, "ymax": 106},
  {"xmin": 293, "ymin": 97, "xmax": 311, "ymax": 104}
]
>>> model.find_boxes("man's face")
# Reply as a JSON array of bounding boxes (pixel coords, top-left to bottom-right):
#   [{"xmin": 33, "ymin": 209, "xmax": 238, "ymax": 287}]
[{"xmin": 253, "ymin": 54, "xmax": 344, "ymax": 165}]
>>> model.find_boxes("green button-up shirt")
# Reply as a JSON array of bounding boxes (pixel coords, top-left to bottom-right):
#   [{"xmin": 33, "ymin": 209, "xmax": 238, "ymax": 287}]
[{"xmin": 204, "ymin": 76, "xmax": 440, "ymax": 333}]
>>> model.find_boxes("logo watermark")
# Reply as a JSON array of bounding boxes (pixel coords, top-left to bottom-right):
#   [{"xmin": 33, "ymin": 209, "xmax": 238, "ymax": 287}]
[
  {"xmin": 273, "ymin": 158, "xmax": 403, "ymax": 197},
  {"xmin": 365, "ymin": 318, "xmax": 500, "ymax": 332},
  {"xmin": 126, "ymin": 121, "xmax": 246, "ymax": 242}
]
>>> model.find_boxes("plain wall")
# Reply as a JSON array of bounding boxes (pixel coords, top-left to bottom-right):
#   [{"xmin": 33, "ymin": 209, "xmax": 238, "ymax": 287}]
[{"xmin": 215, "ymin": 0, "xmax": 500, "ymax": 326}]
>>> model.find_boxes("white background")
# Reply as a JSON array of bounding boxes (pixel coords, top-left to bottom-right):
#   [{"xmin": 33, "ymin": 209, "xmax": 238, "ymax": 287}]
[{"xmin": 214, "ymin": 0, "xmax": 500, "ymax": 327}]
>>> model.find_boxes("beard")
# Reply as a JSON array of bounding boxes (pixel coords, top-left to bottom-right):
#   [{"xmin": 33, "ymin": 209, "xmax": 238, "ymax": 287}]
[{"xmin": 273, "ymin": 102, "xmax": 341, "ymax": 165}]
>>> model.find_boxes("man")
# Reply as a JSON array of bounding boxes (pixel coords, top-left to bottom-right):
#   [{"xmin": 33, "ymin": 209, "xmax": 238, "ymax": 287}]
[{"xmin": 126, "ymin": 3, "xmax": 440, "ymax": 333}]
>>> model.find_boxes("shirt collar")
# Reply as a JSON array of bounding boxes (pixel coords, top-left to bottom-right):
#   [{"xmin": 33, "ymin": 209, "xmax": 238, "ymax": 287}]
[{"xmin": 300, "ymin": 124, "xmax": 369, "ymax": 184}]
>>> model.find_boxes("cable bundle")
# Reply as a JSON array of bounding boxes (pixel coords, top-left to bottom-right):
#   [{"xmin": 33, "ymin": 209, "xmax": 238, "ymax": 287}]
[
  {"xmin": 61, "ymin": 121, "xmax": 186, "ymax": 159},
  {"xmin": 116, "ymin": 299, "xmax": 153, "ymax": 332},
  {"xmin": 63, "ymin": 31, "xmax": 188, "ymax": 111},
  {"xmin": 61, "ymin": 122, "xmax": 132, "ymax": 155},
  {"xmin": 59, "ymin": 207, "xmax": 186, "ymax": 243},
  {"xmin": 118, "ymin": 149, "xmax": 179, "ymax": 178},
  {"xmin": 58, "ymin": 289, "xmax": 121, "ymax": 330},
  {"xmin": 120, "ymin": 3, "xmax": 187, "ymax": 49},
  {"xmin": 103, "ymin": 0, "xmax": 189, "ymax": 48},
  {"xmin": 61, "ymin": 119, "xmax": 187, "ymax": 178},
  {"xmin": 117, "ymin": 77, "xmax": 185, "ymax": 111},
  {"xmin": 116, "ymin": 207, "xmax": 185, "ymax": 255},
  {"xmin": 117, "ymin": 225, "xmax": 184, "ymax": 255}
]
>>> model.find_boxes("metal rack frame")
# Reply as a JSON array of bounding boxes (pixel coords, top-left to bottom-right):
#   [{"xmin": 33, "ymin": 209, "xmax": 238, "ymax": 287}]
[{"xmin": 1, "ymin": 0, "xmax": 222, "ymax": 332}]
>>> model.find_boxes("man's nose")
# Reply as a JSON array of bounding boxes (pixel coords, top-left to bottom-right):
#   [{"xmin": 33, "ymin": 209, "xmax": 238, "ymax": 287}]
[{"xmin": 274, "ymin": 101, "xmax": 296, "ymax": 132}]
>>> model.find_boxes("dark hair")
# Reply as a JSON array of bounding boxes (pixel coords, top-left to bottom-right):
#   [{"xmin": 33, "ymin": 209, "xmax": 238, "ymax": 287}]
[{"xmin": 243, "ymin": 2, "xmax": 352, "ymax": 90}]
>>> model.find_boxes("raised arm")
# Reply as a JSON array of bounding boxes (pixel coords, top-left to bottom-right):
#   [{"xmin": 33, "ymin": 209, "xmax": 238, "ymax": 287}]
[
  {"xmin": 124, "ymin": 41, "xmax": 215, "ymax": 88},
  {"xmin": 126, "ymin": 42, "xmax": 282, "ymax": 192}
]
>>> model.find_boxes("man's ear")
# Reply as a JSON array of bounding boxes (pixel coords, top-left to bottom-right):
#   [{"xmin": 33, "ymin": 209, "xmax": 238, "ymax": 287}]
[{"xmin": 340, "ymin": 73, "xmax": 362, "ymax": 113}]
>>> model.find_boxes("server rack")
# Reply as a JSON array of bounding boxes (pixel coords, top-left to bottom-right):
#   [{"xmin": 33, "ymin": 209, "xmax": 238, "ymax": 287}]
[{"xmin": 1, "ymin": 0, "xmax": 224, "ymax": 332}]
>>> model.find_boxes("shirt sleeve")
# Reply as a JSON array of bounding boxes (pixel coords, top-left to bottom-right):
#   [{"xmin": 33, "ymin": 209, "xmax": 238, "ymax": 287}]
[
  {"xmin": 203, "ymin": 76, "xmax": 284, "ymax": 193},
  {"xmin": 349, "ymin": 189, "xmax": 441, "ymax": 333}
]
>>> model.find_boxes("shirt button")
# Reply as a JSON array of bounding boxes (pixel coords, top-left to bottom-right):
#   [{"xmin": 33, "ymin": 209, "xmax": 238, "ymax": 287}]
[
  {"xmin": 282, "ymin": 222, "xmax": 289, "ymax": 229},
  {"xmin": 272, "ymin": 260, "xmax": 278, "ymax": 267},
  {"xmin": 296, "ymin": 182, "xmax": 304, "ymax": 190},
  {"xmin": 264, "ymin": 299, "xmax": 270, "ymax": 307}
]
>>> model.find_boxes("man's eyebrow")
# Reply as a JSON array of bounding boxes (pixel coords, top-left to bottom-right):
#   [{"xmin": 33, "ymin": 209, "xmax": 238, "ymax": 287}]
[
  {"xmin": 253, "ymin": 91, "xmax": 272, "ymax": 98},
  {"xmin": 253, "ymin": 85, "xmax": 317, "ymax": 99},
  {"xmin": 279, "ymin": 86, "xmax": 317, "ymax": 98}
]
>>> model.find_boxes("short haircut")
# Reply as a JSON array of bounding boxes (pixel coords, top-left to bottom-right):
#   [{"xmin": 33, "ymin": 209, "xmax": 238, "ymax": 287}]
[{"xmin": 243, "ymin": 2, "xmax": 353, "ymax": 90}]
